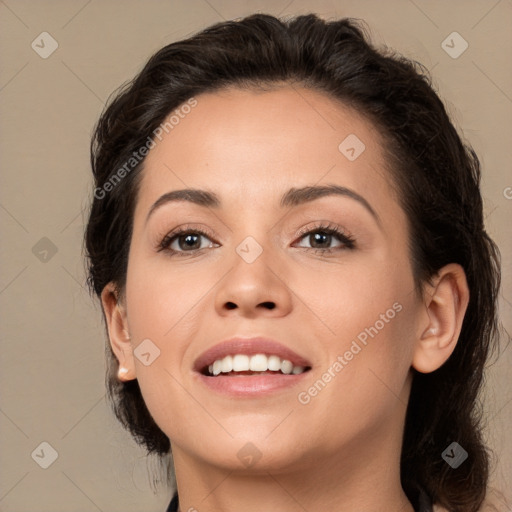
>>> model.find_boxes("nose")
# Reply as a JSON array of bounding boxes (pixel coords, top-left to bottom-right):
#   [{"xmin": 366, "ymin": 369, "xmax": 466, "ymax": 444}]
[{"xmin": 214, "ymin": 249, "xmax": 293, "ymax": 319}]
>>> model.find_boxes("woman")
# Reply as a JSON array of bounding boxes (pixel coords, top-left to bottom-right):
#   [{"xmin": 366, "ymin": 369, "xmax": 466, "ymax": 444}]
[{"xmin": 84, "ymin": 13, "xmax": 503, "ymax": 512}]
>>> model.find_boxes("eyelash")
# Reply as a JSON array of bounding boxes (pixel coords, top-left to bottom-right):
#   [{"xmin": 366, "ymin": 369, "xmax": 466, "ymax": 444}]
[{"xmin": 157, "ymin": 222, "xmax": 356, "ymax": 257}]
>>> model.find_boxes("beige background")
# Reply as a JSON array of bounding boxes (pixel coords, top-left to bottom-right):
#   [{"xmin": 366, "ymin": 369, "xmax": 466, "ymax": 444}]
[{"xmin": 0, "ymin": 1, "xmax": 511, "ymax": 510}]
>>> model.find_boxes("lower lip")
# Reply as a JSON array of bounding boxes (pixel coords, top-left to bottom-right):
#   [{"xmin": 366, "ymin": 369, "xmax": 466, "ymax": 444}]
[{"xmin": 195, "ymin": 371, "xmax": 310, "ymax": 397}]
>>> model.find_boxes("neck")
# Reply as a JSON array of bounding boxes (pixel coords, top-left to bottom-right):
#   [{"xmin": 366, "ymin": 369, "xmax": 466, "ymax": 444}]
[{"xmin": 171, "ymin": 423, "xmax": 414, "ymax": 512}]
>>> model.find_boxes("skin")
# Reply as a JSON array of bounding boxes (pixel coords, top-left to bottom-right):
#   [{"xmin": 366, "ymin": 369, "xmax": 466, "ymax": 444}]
[{"xmin": 102, "ymin": 85, "xmax": 467, "ymax": 512}]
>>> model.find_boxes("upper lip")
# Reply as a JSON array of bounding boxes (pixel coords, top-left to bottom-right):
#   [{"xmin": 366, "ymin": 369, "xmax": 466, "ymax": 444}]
[{"xmin": 194, "ymin": 337, "xmax": 312, "ymax": 373}]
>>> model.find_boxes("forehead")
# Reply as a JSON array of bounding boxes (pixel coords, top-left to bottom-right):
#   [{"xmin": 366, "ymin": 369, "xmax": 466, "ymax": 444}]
[{"xmin": 136, "ymin": 85, "xmax": 398, "ymax": 216}]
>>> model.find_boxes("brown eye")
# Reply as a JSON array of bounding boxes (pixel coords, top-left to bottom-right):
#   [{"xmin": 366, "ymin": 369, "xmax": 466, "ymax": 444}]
[
  {"xmin": 158, "ymin": 227, "xmax": 218, "ymax": 256},
  {"xmin": 294, "ymin": 223, "xmax": 355, "ymax": 253}
]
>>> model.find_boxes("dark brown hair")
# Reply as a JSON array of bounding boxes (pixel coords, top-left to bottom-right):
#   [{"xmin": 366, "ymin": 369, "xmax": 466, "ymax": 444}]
[{"xmin": 84, "ymin": 13, "xmax": 501, "ymax": 511}]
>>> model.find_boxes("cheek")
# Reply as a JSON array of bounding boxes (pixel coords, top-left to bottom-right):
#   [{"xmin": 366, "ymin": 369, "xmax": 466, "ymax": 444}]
[
  {"xmin": 303, "ymin": 300, "xmax": 417, "ymax": 446},
  {"xmin": 309, "ymin": 248, "xmax": 414, "ymax": 340},
  {"xmin": 123, "ymin": 251, "xmax": 215, "ymax": 423},
  {"xmin": 315, "ymin": 256, "xmax": 417, "ymax": 400},
  {"xmin": 124, "ymin": 246, "xmax": 204, "ymax": 337}
]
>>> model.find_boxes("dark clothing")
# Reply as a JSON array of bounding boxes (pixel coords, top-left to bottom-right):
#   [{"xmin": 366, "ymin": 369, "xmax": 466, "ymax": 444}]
[
  {"xmin": 166, "ymin": 493, "xmax": 178, "ymax": 512},
  {"xmin": 166, "ymin": 484, "xmax": 434, "ymax": 511}
]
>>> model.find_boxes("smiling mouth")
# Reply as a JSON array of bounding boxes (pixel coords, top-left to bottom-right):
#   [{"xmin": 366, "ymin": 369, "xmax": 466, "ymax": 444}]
[{"xmin": 200, "ymin": 353, "xmax": 312, "ymax": 377}]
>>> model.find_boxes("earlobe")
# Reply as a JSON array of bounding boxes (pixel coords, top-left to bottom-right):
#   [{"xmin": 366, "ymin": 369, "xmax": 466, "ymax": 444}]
[
  {"xmin": 100, "ymin": 282, "xmax": 137, "ymax": 381},
  {"xmin": 412, "ymin": 264, "xmax": 470, "ymax": 374}
]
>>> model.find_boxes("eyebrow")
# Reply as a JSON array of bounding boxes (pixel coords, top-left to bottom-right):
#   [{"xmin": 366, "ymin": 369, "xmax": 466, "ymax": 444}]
[{"xmin": 145, "ymin": 184, "xmax": 380, "ymax": 225}]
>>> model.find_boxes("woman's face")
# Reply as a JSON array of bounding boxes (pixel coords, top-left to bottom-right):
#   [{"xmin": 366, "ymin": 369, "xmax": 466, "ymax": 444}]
[{"xmin": 120, "ymin": 85, "xmax": 425, "ymax": 473}]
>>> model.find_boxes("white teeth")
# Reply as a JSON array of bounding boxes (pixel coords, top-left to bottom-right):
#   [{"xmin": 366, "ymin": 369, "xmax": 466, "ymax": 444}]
[
  {"xmin": 268, "ymin": 355, "xmax": 282, "ymax": 371},
  {"xmin": 281, "ymin": 359, "xmax": 293, "ymax": 374},
  {"xmin": 205, "ymin": 354, "xmax": 307, "ymax": 376},
  {"xmin": 212, "ymin": 359, "xmax": 222, "ymax": 376},
  {"xmin": 249, "ymin": 354, "xmax": 268, "ymax": 371},
  {"xmin": 220, "ymin": 355, "xmax": 233, "ymax": 373},
  {"xmin": 232, "ymin": 354, "xmax": 250, "ymax": 372}
]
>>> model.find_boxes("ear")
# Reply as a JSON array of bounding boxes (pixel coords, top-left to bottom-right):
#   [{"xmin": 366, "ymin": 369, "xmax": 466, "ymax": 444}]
[
  {"xmin": 101, "ymin": 282, "xmax": 136, "ymax": 381},
  {"xmin": 412, "ymin": 263, "xmax": 470, "ymax": 374}
]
